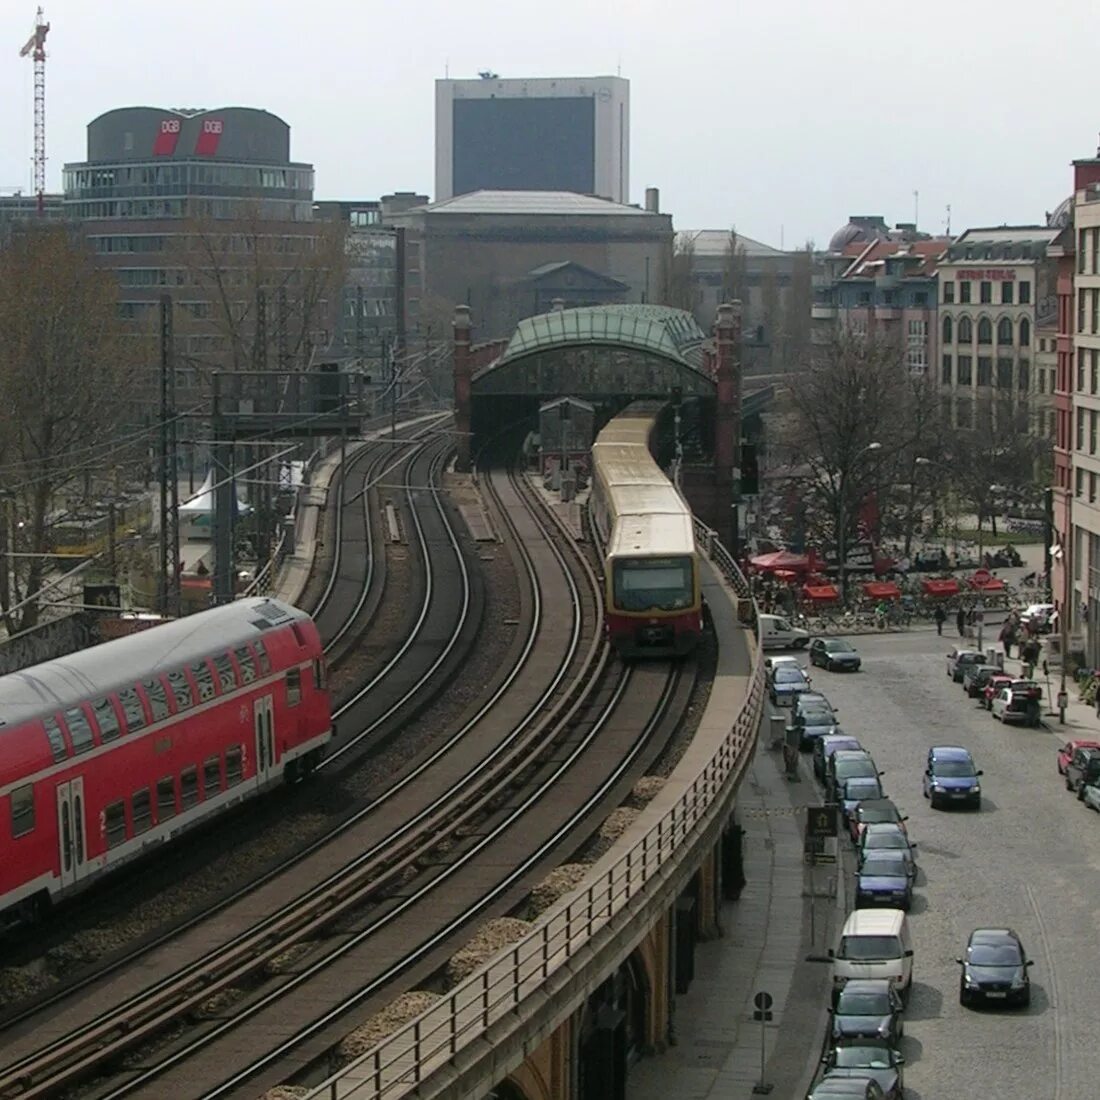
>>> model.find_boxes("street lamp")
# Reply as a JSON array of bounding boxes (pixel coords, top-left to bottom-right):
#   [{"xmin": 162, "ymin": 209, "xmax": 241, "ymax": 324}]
[{"xmin": 838, "ymin": 442, "xmax": 882, "ymax": 602}]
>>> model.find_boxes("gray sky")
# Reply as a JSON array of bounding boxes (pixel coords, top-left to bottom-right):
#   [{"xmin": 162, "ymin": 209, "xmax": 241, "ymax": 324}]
[{"xmin": 2, "ymin": 0, "xmax": 1097, "ymax": 247}]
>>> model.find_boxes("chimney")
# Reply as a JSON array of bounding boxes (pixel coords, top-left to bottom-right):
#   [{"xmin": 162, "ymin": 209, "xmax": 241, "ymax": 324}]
[
  {"xmin": 551, "ymin": 297, "xmax": 566, "ymax": 312},
  {"xmin": 645, "ymin": 187, "xmax": 660, "ymax": 213}
]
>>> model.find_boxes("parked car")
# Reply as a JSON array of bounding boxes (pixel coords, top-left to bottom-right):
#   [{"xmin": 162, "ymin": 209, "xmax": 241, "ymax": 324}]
[
  {"xmin": 790, "ymin": 709, "xmax": 845, "ymax": 753},
  {"xmin": 957, "ymin": 928, "xmax": 1032, "ymax": 1007},
  {"xmin": 1083, "ymin": 782, "xmax": 1100, "ymax": 812},
  {"xmin": 1064, "ymin": 746, "xmax": 1100, "ymax": 799},
  {"xmin": 792, "ymin": 692, "xmax": 834, "ymax": 722},
  {"xmin": 769, "ymin": 664, "xmax": 812, "ymax": 707},
  {"xmin": 840, "ymin": 777, "xmax": 886, "ymax": 824},
  {"xmin": 765, "ymin": 654, "xmax": 805, "ymax": 685},
  {"xmin": 1058, "ymin": 738, "xmax": 1100, "ymax": 775},
  {"xmin": 848, "ymin": 798, "xmax": 908, "ymax": 844},
  {"xmin": 990, "ymin": 685, "xmax": 1041, "ymax": 726},
  {"xmin": 808, "ymin": 1076, "xmax": 886, "ymax": 1099},
  {"xmin": 827, "ymin": 751, "xmax": 881, "ymax": 802},
  {"xmin": 858, "ymin": 824, "xmax": 917, "ymax": 874},
  {"xmin": 947, "ymin": 647, "xmax": 986, "ymax": 682},
  {"xmin": 820, "ymin": 1041, "xmax": 904, "ymax": 1099},
  {"xmin": 923, "ymin": 746, "xmax": 982, "ymax": 809},
  {"xmin": 814, "ymin": 735, "xmax": 864, "ymax": 782},
  {"xmin": 810, "ymin": 637, "xmax": 862, "ymax": 672},
  {"xmin": 1021, "ymin": 603, "xmax": 1056, "ymax": 634},
  {"xmin": 855, "ymin": 853, "xmax": 914, "ymax": 911},
  {"xmin": 982, "ymin": 672, "xmax": 1015, "ymax": 710},
  {"xmin": 829, "ymin": 979, "xmax": 904, "ymax": 1044},
  {"xmin": 964, "ymin": 664, "xmax": 1002, "ymax": 699}
]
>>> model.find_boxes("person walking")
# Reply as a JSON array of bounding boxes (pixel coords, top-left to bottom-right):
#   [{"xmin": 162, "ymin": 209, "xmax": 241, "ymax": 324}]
[
  {"xmin": 956, "ymin": 605, "xmax": 966, "ymax": 638},
  {"xmin": 934, "ymin": 605, "xmax": 946, "ymax": 635},
  {"xmin": 999, "ymin": 619, "xmax": 1016, "ymax": 659}
]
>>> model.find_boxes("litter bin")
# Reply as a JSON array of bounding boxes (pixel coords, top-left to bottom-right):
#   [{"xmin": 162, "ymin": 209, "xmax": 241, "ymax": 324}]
[
  {"xmin": 769, "ymin": 713, "xmax": 786, "ymax": 750},
  {"xmin": 985, "ymin": 647, "xmax": 1003, "ymax": 671}
]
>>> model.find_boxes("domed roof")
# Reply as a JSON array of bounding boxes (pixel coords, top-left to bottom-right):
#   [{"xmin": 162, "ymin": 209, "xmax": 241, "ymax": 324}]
[
  {"xmin": 1047, "ymin": 195, "xmax": 1073, "ymax": 229},
  {"xmin": 828, "ymin": 215, "xmax": 891, "ymax": 252}
]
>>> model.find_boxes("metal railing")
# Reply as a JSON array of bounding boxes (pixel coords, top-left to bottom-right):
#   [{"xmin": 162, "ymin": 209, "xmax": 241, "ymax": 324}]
[{"xmin": 306, "ymin": 523, "xmax": 763, "ymax": 1100}]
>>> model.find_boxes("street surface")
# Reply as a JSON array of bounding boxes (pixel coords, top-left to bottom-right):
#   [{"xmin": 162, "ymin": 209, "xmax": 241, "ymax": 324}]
[{"xmin": 808, "ymin": 625, "xmax": 1094, "ymax": 1100}]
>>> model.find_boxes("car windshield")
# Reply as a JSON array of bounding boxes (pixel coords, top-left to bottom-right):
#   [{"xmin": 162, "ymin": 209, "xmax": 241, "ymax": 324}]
[
  {"xmin": 836, "ymin": 759, "xmax": 875, "ymax": 778},
  {"xmin": 839, "ymin": 935, "xmax": 902, "ymax": 961},
  {"xmin": 828, "ymin": 641, "xmax": 854, "ymax": 652},
  {"xmin": 612, "ymin": 556, "xmax": 693, "ymax": 612},
  {"xmin": 775, "ymin": 667, "xmax": 807, "ymax": 684},
  {"xmin": 834, "ymin": 1046, "xmax": 893, "ymax": 1069},
  {"xmin": 860, "ymin": 807, "xmax": 898, "ymax": 823},
  {"xmin": 804, "ymin": 714, "xmax": 837, "ymax": 728},
  {"xmin": 827, "ymin": 740, "xmax": 861, "ymax": 755},
  {"xmin": 969, "ymin": 943, "xmax": 1022, "ymax": 966},
  {"xmin": 861, "ymin": 855, "xmax": 909, "ymax": 878},
  {"xmin": 865, "ymin": 832, "xmax": 907, "ymax": 850},
  {"xmin": 836, "ymin": 991, "xmax": 891, "ymax": 1016},
  {"xmin": 934, "ymin": 760, "xmax": 975, "ymax": 777},
  {"xmin": 845, "ymin": 779, "xmax": 882, "ymax": 800}
]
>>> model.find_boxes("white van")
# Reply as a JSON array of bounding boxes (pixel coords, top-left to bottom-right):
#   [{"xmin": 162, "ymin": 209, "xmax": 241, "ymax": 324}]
[
  {"xmin": 759, "ymin": 613, "xmax": 810, "ymax": 651},
  {"xmin": 830, "ymin": 909, "xmax": 913, "ymax": 998}
]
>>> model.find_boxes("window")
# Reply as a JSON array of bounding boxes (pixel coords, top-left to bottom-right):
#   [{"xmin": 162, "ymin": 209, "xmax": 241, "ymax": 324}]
[
  {"xmin": 1080, "ymin": 229, "xmax": 1088, "ymax": 273},
  {"xmin": 958, "ymin": 316, "xmax": 973, "ymax": 343},
  {"xmin": 958, "ymin": 354, "xmax": 973, "ymax": 385},
  {"xmin": 118, "ymin": 687, "xmax": 146, "ymax": 733},
  {"xmin": 1020, "ymin": 318, "xmax": 1030, "ymax": 347},
  {"xmin": 943, "ymin": 281, "xmax": 955, "ymax": 304},
  {"xmin": 203, "ymin": 754, "xmax": 222, "ymax": 798},
  {"xmin": 1078, "ymin": 407, "xmax": 1086, "ymax": 450},
  {"xmin": 191, "ymin": 659, "xmax": 217, "ymax": 702},
  {"xmin": 64, "ymin": 707, "xmax": 95, "ymax": 755},
  {"xmin": 132, "ymin": 788, "xmax": 152, "ymax": 834},
  {"xmin": 978, "ymin": 357, "xmax": 993, "ymax": 386},
  {"xmin": 234, "ymin": 646, "xmax": 257, "ymax": 684},
  {"xmin": 313, "ymin": 657, "xmax": 327, "ymax": 690},
  {"xmin": 105, "ymin": 801, "xmax": 127, "ymax": 849},
  {"xmin": 1080, "ymin": 353, "xmax": 1087, "ymax": 393},
  {"xmin": 980, "ymin": 281, "xmax": 992, "ymax": 304},
  {"xmin": 213, "ymin": 653, "xmax": 236, "ymax": 693},
  {"xmin": 1093, "ymin": 349, "xmax": 1099, "ymax": 394},
  {"xmin": 93, "ymin": 698, "xmax": 121, "ymax": 742},
  {"xmin": 960, "ymin": 281, "xmax": 972, "ymax": 304},
  {"xmin": 915, "ymin": 291, "xmax": 928, "ymax": 306},
  {"xmin": 226, "ymin": 745, "xmax": 244, "ymax": 786},
  {"xmin": 1092, "ymin": 410, "xmax": 1098, "ymax": 454},
  {"xmin": 142, "ymin": 679, "xmax": 170, "ymax": 722},
  {"xmin": 996, "ymin": 358, "xmax": 1012, "ymax": 388},
  {"xmin": 10, "ymin": 785, "xmax": 34, "ymax": 837},
  {"xmin": 1092, "ymin": 472, "xmax": 1097, "ymax": 503},
  {"xmin": 1038, "ymin": 367, "xmax": 1046, "ymax": 394},
  {"xmin": 254, "ymin": 640, "xmax": 271, "ymax": 675},
  {"xmin": 166, "ymin": 669, "xmax": 192, "ymax": 711},
  {"xmin": 286, "ymin": 667, "xmax": 302, "ymax": 706},
  {"xmin": 997, "ymin": 317, "xmax": 1014, "ymax": 345},
  {"xmin": 43, "ymin": 716, "xmax": 67, "ymax": 761},
  {"xmin": 1002, "ymin": 281, "xmax": 1014, "ymax": 305},
  {"xmin": 977, "ymin": 318, "xmax": 993, "ymax": 344},
  {"xmin": 157, "ymin": 776, "xmax": 177, "ymax": 820},
  {"xmin": 941, "ymin": 354, "xmax": 953, "ymax": 384},
  {"xmin": 1019, "ymin": 281, "xmax": 1031, "ymax": 304},
  {"xmin": 942, "ymin": 315, "xmax": 953, "ymax": 344},
  {"xmin": 1094, "ymin": 288, "xmax": 1100, "ymax": 334},
  {"xmin": 180, "ymin": 766, "xmax": 199, "ymax": 809},
  {"xmin": 1019, "ymin": 360, "xmax": 1030, "ymax": 391},
  {"xmin": 1077, "ymin": 467, "xmax": 1085, "ymax": 498}
]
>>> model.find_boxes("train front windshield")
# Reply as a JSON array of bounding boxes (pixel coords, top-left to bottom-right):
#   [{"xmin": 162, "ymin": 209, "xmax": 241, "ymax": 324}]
[{"xmin": 613, "ymin": 556, "xmax": 694, "ymax": 612}]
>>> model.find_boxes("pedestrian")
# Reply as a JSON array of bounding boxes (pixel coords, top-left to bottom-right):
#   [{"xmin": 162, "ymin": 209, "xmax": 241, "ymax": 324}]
[
  {"xmin": 999, "ymin": 619, "xmax": 1016, "ymax": 659},
  {"xmin": 966, "ymin": 608, "xmax": 976, "ymax": 639},
  {"xmin": 1023, "ymin": 637, "xmax": 1040, "ymax": 680},
  {"xmin": 934, "ymin": 605, "xmax": 946, "ymax": 636},
  {"xmin": 956, "ymin": 606, "xmax": 966, "ymax": 638}
]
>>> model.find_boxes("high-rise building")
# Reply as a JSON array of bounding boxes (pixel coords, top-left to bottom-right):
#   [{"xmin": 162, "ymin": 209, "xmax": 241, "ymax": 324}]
[{"xmin": 435, "ymin": 76, "xmax": 629, "ymax": 204}]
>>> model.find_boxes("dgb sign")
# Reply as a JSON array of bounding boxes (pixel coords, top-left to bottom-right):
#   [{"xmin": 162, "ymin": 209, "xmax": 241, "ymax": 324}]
[{"xmin": 806, "ymin": 805, "xmax": 836, "ymax": 839}]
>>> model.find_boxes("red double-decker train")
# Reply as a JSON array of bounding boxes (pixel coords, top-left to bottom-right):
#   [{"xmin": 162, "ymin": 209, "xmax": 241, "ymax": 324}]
[{"xmin": 0, "ymin": 597, "xmax": 331, "ymax": 929}]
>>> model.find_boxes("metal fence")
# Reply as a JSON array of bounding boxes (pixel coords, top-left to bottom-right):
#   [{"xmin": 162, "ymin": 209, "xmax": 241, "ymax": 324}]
[{"xmin": 307, "ymin": 521, "xmax": 763, "ymax": 1100}]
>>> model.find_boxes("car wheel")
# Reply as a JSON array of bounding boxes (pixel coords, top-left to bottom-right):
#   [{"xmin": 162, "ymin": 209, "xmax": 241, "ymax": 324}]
[
  {"xmin": 1077, "ymin": 785, "xmax": 1087, "ymax": 802},
  {"xmin": 930, "ymin": 794, "xmax": 939, "ymax": 809},
  {"xmin": 1066, "ymin": 776, "xmax": 1074, "ymax": 791},
  {"xmin": 1020, "ymin": 989, "xmax": 1031, "ymax": 1008},
  {"xmin": 971, "ymin": 798, "xmax": 981, "ymax": 811},
  {"xmin": 959, "ymin": 985, "xmax": 969, "ymax": 1007}
]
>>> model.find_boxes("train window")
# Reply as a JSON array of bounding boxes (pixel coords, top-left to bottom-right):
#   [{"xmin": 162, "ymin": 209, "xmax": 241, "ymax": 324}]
[
  {"xmin": 212, "ymin": 653, "xmax": 236, "ymax": 693},
  {"xmin": 118, "ymin": 687, "xmax": 146, "ymax": 733},
  {"xmin": 142, "ymin": 679, "xmax": 170, "ymax": 723},
  {"xmin": 180, "ymin": 766, "xmax": 199, "ymax": 809},
  {"xmin": 286, "ymin": 667, "xmax": 301, "ymax": 706},
  {"xmin": 131, "ymin": 788, "xmax": 152, "ymax": 834},
  {"xmin": 43, "ymin": 716, "xmax": 68, "ymax": 761},
  {"xmin": 313, "ymin": 658, "xmax": 327, "ymax": 690},
  {"xmin": 93, "ymin": 698, "xmax": 121, "ymax": 742},
  {"xmin": 105, "ymin": 801, "xmax": 127, "ymax": 849},
  {"xmin": 64, "ymin": 708, "xmax": 96, "ymax": 755},
  {"xmin": 225, "ymin": 745, "xmax": 243, "ymax": 786},
  {"xmin": 234, "ymin": 646, "xmax": 257, "ymax": 684},
  {"xmin": 157, "ymin": 776, "xmax": 177, "ymax": 821},
  {"xmin": 10, "ymin": 785, "xmax": 34, "ymax": 837},
  {"xmin": 254, "ymin": 639, "xmax": 271, "ymax": 675},
  {"xmin": 190, "ymin": 660, "xmax": 217, "ymax": 703},
  {"xmin": 166, "ymin": 669, "xmax": 193, "ymax": 711},
  {"xmin": 203, "ymin": 754, "xmax": 222, "ymax": 798}
]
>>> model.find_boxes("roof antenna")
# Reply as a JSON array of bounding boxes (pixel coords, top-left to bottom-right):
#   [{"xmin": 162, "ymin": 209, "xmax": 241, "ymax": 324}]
[
  {"xmin": 913, "ymin": 190, "xmax": 919, "ymax": 230},
  {"xmin": 945, "ymin": 203, "xmax": 951, "ymax": 236}
]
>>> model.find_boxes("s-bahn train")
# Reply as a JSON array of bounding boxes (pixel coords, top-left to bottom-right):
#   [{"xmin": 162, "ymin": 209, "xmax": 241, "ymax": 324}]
[
  {"xmin": 0, "ymin": 597, "xmax": 331, "ymax": 929},
  {"xmin": 590, "ymin": 404, "xmax": 702, "ymax": 657}
]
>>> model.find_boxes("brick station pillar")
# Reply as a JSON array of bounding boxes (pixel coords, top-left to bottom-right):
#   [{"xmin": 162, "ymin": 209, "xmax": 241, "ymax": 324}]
[
  {"xmin": 453, "ymin": 304, "xmax": 472, "ymax": 472},
  {"xmin": 713, "ymin": 300, "xmax": 742, "ymax": 553}
]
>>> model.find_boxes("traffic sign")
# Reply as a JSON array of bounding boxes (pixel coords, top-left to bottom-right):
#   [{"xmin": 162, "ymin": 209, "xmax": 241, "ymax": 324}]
[
  {"xmin": 806, "ymin": 805, "xmax": 837, "ymax": 839},
  {"xmin": 753, "ymin": 990, "xmax": 773, "ymax": 1012}
]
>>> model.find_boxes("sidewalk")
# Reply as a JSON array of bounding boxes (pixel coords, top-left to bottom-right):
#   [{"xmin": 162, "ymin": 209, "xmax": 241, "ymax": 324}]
[{"xmin": 627, "ymin": 736, "xmax": 839, "ymax": 1099}]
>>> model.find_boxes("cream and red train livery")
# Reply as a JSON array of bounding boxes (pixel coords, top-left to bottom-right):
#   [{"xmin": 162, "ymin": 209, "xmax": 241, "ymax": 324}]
[
  {"xmin": 589, "ymin": 404, "xmax": 702, "ymax": 657},
  {"xmin": 0, "ymin": 597, "xmax": 331, "ymax": 927}
]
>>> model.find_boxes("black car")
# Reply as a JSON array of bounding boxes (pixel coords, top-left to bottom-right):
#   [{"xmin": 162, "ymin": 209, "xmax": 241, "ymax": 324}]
[
  {"xmin": 827, "ymin": 751, "xmax": 880, "ymax": 802},
  {"xmin": 1064, "ymin": 746, "xmax": 1100, "ymax": 799},
  {"xmin": 830, "ymin": 979, "xmax": 904, "ymax": 1044},
  {"xmin": 848, "ymin": 798, "xmax": 908, "ymax": 845},
  {"xmin": 792, "ymin": 692, "xmax": 836, "ymax": 724},
  {"xmin": 791, "ymin": 709, "xmax": 844, "ymax": 752},
  {"xmin": 809, "ymin": 1076, "xmax": 886, "ymax": 1099},
  {"xmin": 957, "ymin": 927, "xmax": 1032, "ymax": 1007},
  {"xmin": 840, "ymin": 777, "xmax": 885, "ymax": 824},
  {"xmin": 964, "ymin": 664, "xmax": 1002, "ymax": 699},
  {"xmin": 814, "ymin": 735, "xmax": 864, "ymax": 782},
  {"xmin": 820, "ymin": 1041, "xmax": 905, "ymax": 1098},
  {"xmin": 810, "ymin": 637, "xmax": 862, "ymax": 672},
  {"xmin": 855, "ymin": 853, "xmax": 913, "ymax": 911}
]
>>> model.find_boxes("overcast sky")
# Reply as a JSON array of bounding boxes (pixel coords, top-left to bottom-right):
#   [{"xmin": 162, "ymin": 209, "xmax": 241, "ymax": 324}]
[{"xmin": 2, "ymin": 0, "xmax": 1098, "ymax": 247}]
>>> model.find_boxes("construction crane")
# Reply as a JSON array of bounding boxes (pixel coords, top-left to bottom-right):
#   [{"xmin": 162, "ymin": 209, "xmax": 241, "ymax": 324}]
[{"xmin": 18, "ymin": 7, "xmax": 50, "ymax": 214}]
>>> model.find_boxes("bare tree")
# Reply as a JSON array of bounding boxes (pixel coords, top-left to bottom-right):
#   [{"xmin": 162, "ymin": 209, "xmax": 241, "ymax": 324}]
[
  {"xmin": 723, "ymin": 229, "xmax": 749, "ymax": 305},
  {"xmin": 666, "ymin": 232, "xmax": 697, "ymax": 313},
  {"xmin": 0, "ymin": 227, "xmax": 140, "ymax": 631}
]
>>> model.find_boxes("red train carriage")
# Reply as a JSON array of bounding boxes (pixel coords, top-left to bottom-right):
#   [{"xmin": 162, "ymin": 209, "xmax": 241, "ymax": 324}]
[
  {"xmin": 590, "ymin": 404, "xmax": 702, "ymax": 658},
  {"xmin": 0, "ymin": 597, "xmax": 331, "ymax": 928}
]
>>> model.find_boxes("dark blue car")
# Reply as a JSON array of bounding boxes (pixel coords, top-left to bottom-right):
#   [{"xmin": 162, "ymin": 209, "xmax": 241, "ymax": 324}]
[
  {"xmin": 855, "ymin": 852, "xmax": 913, "ymax": 911},
  {"xmin": 923, "ymin": 745, "xmax": 982, "ymax": 809}
]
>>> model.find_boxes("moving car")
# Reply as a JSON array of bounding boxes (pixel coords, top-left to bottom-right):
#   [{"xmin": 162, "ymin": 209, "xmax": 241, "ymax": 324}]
[
  {"xmin": 1058, "ymin": 738, "xmax": 1100, "ymax": 775},
  {"xmin": 957, "ymin": 927, "xmax": 1032, "ymax": 1007},
  {"xmin": 1063, "ymin": 746, "xmax": 1100, "ymax": 799},
  {"xmin": 840, "ymin": 777, "xmax": 886, "ymax": 824},
  {"xmin": 829, "ymin": 979, "xmax": 904, "ymax": 1044},
  {"xmin": 769, "ymin": 664, "xmax": 812, "ymax": 707},
  {"xmin": 808, "ymin": 1079, "xmax": 886, "ymax": 1100},
  {"xmin": 848, "ymin": 798, "xmax": 908, "ymax": 844},
  {"xmin": 946, "ymin": 647, "xmax": 986, "ymax": 682},
  {"xmin": 855, "ymin": 853, "xmax": 914, "ymax": 911},
  {"xmin": 820, "ymin": 1041, "xmax": 905, "ymax": 1098},
  {"xmin": 858, "ymin": 824, "xmax": 917, "ymax": 875},
  {"xmin": 814, "ymin": 735, "xmax": 864, "ymax": 782},
  {"xmin": 827, "ymin": 751, "xmax": 880, "ymax": 801},
  {"xmin": 923, "ymin": 746, "xmax": 982, "ymax": 809},
  {"xmin": 810, "ymin": 637, "xmax": 862, "ymax": 672}
]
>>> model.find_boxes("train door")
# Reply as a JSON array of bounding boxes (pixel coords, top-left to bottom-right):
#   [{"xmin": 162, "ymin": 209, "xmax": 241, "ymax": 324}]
[
  {"xmin": 55, "ymin": 778, "xmax": 87, "ymax": 890},
  {"xmin": 253, "ymin": 695, "xmax": 276, "ymax": 787}
]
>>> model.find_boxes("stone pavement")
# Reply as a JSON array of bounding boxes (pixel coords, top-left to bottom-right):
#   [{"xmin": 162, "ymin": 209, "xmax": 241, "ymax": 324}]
[{"xmin": 627, "ymin": 732, "xmax": 842, "ymax": 1100}]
